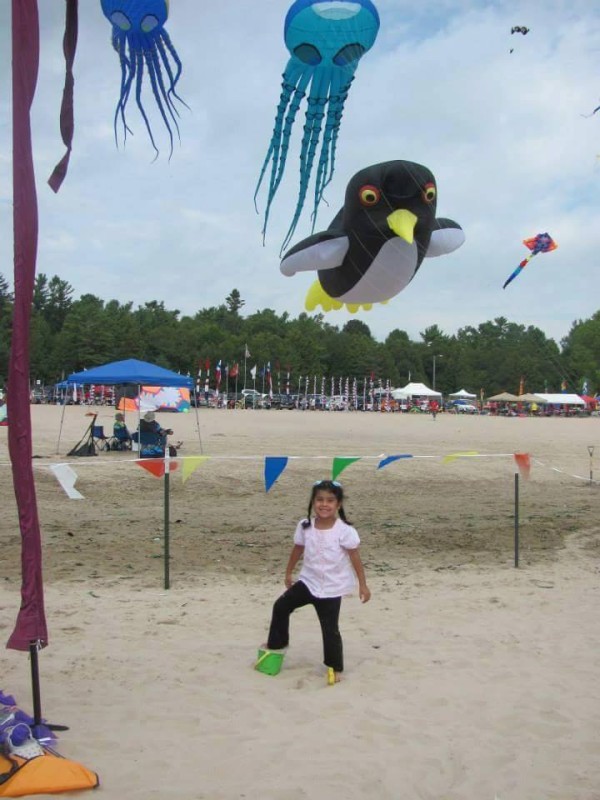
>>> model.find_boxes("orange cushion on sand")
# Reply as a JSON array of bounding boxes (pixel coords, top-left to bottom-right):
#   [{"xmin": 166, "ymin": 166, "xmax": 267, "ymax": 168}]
[{"xmin": 0, "ymin": 748, "xmax": 99, "ymax": 797}]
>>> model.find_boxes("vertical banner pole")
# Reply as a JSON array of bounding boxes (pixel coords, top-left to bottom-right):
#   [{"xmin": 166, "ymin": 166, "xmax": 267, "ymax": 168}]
[
  {"xmin": 514, "ymin": 472, "xmax": 519, "ymax": 568},
  {"xmin": 164, "ymin": 449, "xmax": 171, "ymax": 590},
  {"xmin": 588, "ymin": 446, "xmax": 594, "ymax": 486}
]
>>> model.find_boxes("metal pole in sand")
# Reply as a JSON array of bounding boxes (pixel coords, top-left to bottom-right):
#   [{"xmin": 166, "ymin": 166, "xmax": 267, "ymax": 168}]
[
  {"xmin": 164, "ymin": 446, "xmax": 171, "ymax": 590},
  {"xmin": 514, "ymin": 472, "xmax": 520, "ymax": 568},
  {"xmin": 588, "ymin": 446, "xmax": 595, "ymax": 486}
]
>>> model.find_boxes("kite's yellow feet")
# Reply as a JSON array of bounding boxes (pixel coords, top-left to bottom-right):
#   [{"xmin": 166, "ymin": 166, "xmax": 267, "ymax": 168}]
[
  {"xmin": 305, "ymin": 281, "xmax": 343, "ymax": 312},
  {"xmin": 304, "ymin": 282, "xmax": 389, "ymax": 313}
]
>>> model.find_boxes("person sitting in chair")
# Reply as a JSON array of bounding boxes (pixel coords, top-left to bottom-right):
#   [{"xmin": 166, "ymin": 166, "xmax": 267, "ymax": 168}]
[
  {"xmin": 112, "ymin": 412, "xmax": 132, "ymax": 449},
  {"xmin": 139, "ymin": 411, "xmax": 183, "ymax": 456},
  {"xmin": 140, "ymin": 411, "xmax": 172, "ymax": 442}
]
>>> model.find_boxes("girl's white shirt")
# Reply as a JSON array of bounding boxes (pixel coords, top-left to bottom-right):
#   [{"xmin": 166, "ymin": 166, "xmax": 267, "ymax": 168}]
[{"xmin": 294, "ymin": 518, "xmax": 360, "ymax": 598}]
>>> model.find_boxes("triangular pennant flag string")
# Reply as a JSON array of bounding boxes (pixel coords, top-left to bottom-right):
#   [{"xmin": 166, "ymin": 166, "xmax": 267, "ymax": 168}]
[
  {"xmin": 50, "ymin": 463, "xmax": 84, "ymax": 500},
  {"xmin": 264, "ymin": 457, "xmax": 289, "ymax": 492},
  {"xmin": 442, "ymin": 451, "xmax": 479, "ymax": 465},
  {"xmin": 377, "ymin": 454, "xmax": 413, "ymax": 470},
  {"xmin": 513, "ymin": 452, "xmax": 531, "ymax": 479},
  {"xmin": 182, "ymin": 456, "xmax": 209, "ymax": 484},
  {"xmin": 332, "ymin": 457, "xmax": 361, "ymax": 482}
]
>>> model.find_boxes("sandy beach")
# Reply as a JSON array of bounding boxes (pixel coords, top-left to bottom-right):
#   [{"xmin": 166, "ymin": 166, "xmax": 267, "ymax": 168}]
[{"xmin": 1, "ymin": 406, "xmax": 599, "ymax": 799}]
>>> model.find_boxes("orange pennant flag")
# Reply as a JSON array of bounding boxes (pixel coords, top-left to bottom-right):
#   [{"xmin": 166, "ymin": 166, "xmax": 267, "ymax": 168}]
[{"xmin": 513, "ymin": 452, "xmax": 531, "ymax": 479}]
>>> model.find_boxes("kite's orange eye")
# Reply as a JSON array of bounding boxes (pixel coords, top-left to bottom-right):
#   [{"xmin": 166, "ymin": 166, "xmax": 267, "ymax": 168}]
[
  {"xmin": 359, "ymin": 185, "xmax": 380, "ymax": 206},
  {"xmin": 422, "ymin": 182, "xmax": 436, "ymax": 203}
]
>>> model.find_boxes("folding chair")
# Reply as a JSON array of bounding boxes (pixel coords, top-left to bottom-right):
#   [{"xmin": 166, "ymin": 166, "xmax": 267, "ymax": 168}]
[
  {"xmin": 108, "ymin": 426, "xmax": 132, "ymax": 451},
  {"xmin": 131, "ymin": 430, "xmax": 165, "ymax": 458},
  {"xmin": 91, "ymin": 425, "xmax": 110, "ymax": 452}
]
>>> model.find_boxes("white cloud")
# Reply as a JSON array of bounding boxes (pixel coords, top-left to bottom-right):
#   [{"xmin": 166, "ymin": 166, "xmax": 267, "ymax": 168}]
[{"xmin": 1, "ymin": 0, "xmax": 599, "ymax": 344}]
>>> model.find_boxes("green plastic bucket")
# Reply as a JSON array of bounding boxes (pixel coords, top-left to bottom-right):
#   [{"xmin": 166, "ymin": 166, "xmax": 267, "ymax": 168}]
[{"xmin": 255, "ymin": 648, "xmax": 285, "ymax": 676}]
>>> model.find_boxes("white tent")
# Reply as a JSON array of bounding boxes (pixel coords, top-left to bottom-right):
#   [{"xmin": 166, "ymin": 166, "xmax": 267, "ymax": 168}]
[
  {"xmin": 449, "ymin": 388, "xmax": 477, "ymax": 398},
  {"xmin": 534, "ymin": 393, "xmax": 585, "ymax": 406},
  {"xmin": 398, "ymin": 382, "xmax": 442, "ymax": 398}
]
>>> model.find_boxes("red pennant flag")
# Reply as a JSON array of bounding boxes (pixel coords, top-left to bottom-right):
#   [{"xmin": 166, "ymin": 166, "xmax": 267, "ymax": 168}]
[
  {"xmin": 137, "ymin": 459, "xmax": 180, "ymax": 478},
  {"xmin": 513, "ymin": 452, "xmax": 531, "ymax": 479}
]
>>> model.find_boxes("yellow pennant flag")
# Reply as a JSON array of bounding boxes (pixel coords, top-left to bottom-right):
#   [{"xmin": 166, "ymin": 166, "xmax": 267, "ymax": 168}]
[
  {"xmin": 182, "ymin": 456, "xmax": 209, "ymax": 484},
  {"xmin": 442, "ymin": 451, "xmax": 479, "ymax": 465}
]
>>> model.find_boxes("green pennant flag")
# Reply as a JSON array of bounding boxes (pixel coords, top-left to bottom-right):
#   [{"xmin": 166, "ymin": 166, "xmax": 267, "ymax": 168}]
[{"xmin": 332, "ymin": 457, "xmax": 361, "ymax": 482}]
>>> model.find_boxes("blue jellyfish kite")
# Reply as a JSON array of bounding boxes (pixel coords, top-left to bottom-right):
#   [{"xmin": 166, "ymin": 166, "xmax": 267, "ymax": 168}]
[
  {"xmin": 255, "ymin": 0, "xmax": 380, "ymax": 250},
  {"xmin": 100, "ymin": 0, "xmax": 186, "ymax": 157}
]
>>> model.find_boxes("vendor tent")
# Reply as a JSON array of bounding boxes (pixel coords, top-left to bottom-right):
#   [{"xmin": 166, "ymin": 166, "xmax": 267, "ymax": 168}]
[
  {"xmin": 398, "ymin": 382, "xmax": 442, "ymax": 398},
  {"xmin": 449, "ymin": 388, "xmax": 477, "ymax": 398},
  {"xmin": 518, "ymin": 393, "xmax": 547, "ymax": 404},
  {"xmin": 534, "ymin": 393, "xmax": 585, "ymax": 406},
  {"xmin": 487, "ymin": 392, "xmax": 519, "ymax": 402}
]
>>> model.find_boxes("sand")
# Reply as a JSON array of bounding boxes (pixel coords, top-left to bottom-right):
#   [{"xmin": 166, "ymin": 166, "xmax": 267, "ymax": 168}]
[{"xmin": 1, "ymin": 406, "xmax": 599, "ymax": 799}]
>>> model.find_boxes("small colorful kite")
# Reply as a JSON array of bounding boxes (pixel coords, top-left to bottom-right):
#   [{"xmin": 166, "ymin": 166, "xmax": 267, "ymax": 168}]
[
  {"xmin": 100, "ymin": 0, "xmax": 186, "ymax": 157},
  {"xmin": 503, "ymin": 233, "xmax": 557, "ymax": 289},
  {"xmin": 255, "ymin": 0, "xmax": 380, "ymax": 250}
]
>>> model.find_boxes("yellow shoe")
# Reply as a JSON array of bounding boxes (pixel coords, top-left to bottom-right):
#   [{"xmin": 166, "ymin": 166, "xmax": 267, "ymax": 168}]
[{"xmin": 327, "ymin": 667, "xmax": 336, "ymax": 686}]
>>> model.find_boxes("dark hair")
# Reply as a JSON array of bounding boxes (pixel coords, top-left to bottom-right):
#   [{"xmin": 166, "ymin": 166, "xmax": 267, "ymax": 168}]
[{"xmin": 301, "ymin": 480, "xmax": 351, "ymax": 528}]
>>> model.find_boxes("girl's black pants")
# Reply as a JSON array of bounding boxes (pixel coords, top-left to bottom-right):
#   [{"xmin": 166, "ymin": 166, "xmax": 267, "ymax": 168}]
[{"xmin": 267, "ymin": 580, "xmax": 343, "ymax": 672}]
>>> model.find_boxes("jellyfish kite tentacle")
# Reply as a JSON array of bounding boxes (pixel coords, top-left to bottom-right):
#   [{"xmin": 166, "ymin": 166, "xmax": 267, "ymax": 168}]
[
  {"xmin": 268, "ymin": 69, "xmax": 313, "ymax": 202},
  {"xmin": 133, "ymin": 46, "xmax": 160, "ymax": 158},
  {"xmin": 155, "ymin": 30, "xmax": 188, "ymax": 109},
  {"xmin": 312, "ymin": 71, "xmax": 355, "ymax": 219},
  {"xmin": 281, "ymin": 83, "xmax": 329, "ymax": 251},
  {"xmin": 113, "ymin": 31, "xmax": 136, "ymax": 147},
  {"xmin": 143, "ymin": 43, "xmax": 177, "ymax": 156},
  {"xmin": 254, "ymin": 63, "xmax": 310, "ymax": 237}
]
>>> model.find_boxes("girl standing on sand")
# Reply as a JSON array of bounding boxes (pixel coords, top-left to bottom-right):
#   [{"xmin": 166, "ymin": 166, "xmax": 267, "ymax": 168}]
[{"xmin": 262, "ymin": 480, "xmax": 370, "ymax": 684}]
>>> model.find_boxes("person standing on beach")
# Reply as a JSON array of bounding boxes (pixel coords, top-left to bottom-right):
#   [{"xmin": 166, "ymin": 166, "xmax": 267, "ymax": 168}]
[
  {"xmin": 430, "ymin": 398, "xmax": 439, "ymax": 420},
  {"xmin": 263, "ymin": 480, "xmax": 370, "ymax": 684}
]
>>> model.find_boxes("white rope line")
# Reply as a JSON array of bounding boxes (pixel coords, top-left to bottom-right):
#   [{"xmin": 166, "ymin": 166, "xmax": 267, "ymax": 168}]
[
  {"xmin": 0, "ymin": 451, "xmax": 527, "ymax": 470},
  {"xmin": 533, "ymin": 458, "xmax": 600, "ymax": 485}
]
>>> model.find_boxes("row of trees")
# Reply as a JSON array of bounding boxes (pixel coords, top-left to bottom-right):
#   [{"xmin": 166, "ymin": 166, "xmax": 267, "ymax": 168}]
[{"xmin": 0, "ymin": 275, "xmax": 598, "ymax": 396}]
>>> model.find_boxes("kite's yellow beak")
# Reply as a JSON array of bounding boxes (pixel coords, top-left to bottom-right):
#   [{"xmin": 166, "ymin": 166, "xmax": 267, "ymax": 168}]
[{"xmin": 387, "ymin": 209, "xmax": 418, "ymax": 244}]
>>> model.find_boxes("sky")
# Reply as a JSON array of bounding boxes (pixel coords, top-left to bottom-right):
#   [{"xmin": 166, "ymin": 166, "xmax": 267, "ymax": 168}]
[{"xmin": 1, "ymin": 0, "xmax": 600, "ymax": 346}]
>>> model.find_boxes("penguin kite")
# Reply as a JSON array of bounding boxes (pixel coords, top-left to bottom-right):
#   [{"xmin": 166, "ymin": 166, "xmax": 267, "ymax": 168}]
[{"xmin": 280, "ymin": 160, "xmax": 465, "ymax": 312}]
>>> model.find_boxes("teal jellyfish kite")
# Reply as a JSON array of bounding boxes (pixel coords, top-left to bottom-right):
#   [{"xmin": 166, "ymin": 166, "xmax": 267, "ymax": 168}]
[
  {"xmin": 100, "ymin": 0, "xmax": 186, "ymax": 157},
  {"xmin": 255, "ymin": 0, "xmax": 380, "ymax": 250}
]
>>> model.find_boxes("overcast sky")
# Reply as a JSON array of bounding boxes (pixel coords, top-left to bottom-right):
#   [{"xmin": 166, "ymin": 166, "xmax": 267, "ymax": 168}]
[{"xmin": 1, "ymin": 0, "xmax": 599, "ymax": 345}]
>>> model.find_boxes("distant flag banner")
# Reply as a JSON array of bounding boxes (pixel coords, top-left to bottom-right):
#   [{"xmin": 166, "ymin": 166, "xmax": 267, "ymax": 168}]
[
  {"xmin": 332, "ymin": 456, "xmax": 361, "ymax": 481},
  {"xmin": 137, "ymin": 459, "xmax": 180, "ymax": 479},
  {"xmin": 50, "ymin": 463, "xmax": 84, "ymax": 500},
  {"xmin": 266, "ymin": 362, "xmax": 273, "ymax": 399},
  {"xmin": 264, "ymin": 456, "xmax": 289, "ymax": 492},
  {"xmin": 182, "ymin": 456, "xmax": 209, "ymax": 484},
  {"xmin": 204, "ymin": 358, "xmax": 210, "ymax": 377},
  {"xmin": 561, "ymin": 379, "xmax": 567, "ymax": 393},
  {"xmin": 513, "ymin": 452, "xmax": 531, "ymax": 479},
  {"xmin": 215, "ymin": 360, "xmax": 222, "ymax": 394},
  {"xmin": 377, "ymin": 454, "xmax": 413, "ymax": 470},
  {"xmin": 230, "ymin": 363, "xmax": 239, "ymax": 378},
  {"xmin": 250, "ymin": 365, "xmax": 257, "ymax": 380},
  {"xmin": 245, "ymin": 344, "xmax": 251, "ymax": 359},
  {"xmin": 442, "ymin": 451, "xmax": 479, "ymax": 464}
]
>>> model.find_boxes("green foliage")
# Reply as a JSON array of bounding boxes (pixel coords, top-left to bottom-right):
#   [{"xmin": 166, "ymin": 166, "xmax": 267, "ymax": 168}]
[{"xmin": 0, "ymin": 272, "xmax": 596, "ymax": 395}]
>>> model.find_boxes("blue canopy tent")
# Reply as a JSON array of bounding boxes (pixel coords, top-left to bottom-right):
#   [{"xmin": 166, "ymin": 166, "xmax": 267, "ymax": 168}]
[{"xmin": 59, "ymin": 359, "xmax": 200, "ymax": 454}]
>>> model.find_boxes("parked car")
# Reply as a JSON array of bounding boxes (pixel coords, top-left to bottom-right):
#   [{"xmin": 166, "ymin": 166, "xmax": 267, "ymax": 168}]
[{"xmin": 452, "ymin": 401, "xmax": 478, "ymax": 414}]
